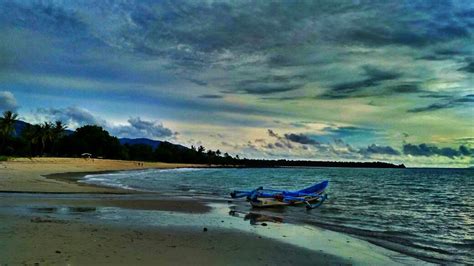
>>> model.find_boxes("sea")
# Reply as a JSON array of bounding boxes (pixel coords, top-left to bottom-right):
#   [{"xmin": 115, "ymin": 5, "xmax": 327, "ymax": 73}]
[{"xmin": 81, "ymin": 167, "xmax": 473, "ymax": 264}]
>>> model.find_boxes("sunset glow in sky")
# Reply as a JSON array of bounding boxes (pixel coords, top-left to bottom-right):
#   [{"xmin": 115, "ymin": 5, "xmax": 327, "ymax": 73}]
[{"xmin": 1, "ymin": 1, "xmax": 473, "ymax": 167}]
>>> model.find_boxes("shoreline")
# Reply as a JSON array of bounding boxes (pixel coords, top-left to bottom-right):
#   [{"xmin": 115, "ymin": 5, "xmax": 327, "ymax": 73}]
[
  {"xmin": 0, "ymin": 157, "xmax": 206, "ymax": 193},
  {"xmin": 0, "ymin": 157, "xmax": 430, "ymax": 265}
]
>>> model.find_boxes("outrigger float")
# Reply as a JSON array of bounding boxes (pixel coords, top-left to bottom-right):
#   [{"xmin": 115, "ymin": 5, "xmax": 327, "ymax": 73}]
[{"xmin": 230, "ymin": 180, "xmax": 328, "ymax": 210}]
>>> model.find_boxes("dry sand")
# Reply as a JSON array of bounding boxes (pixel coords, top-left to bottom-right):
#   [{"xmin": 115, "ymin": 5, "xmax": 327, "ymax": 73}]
[{"xmin": 0, "ymin": 157, "xmax": 203, "ymax": 193}]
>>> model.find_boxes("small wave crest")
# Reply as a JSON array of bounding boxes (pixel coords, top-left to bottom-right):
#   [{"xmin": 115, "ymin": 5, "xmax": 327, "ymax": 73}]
[
  {"xmin": 158, "ymin": 168, "xmax": 203, "ymax": 172},
  {"xmin": 79, "ymin": 178, "xmax": 136, "ymax": 191}
]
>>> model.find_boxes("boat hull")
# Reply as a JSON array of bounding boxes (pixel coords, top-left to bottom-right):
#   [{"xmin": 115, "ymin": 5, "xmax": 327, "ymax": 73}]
[{"xmin": 250, "ymin": 196, "xmax": 321, "ymax": 208}]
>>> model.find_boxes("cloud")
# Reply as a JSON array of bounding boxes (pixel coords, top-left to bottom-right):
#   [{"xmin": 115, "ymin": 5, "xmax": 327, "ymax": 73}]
[
  {"xmin": 459, "ymin": 145, "xmax": 473, "ymax": 156},
  {"xmin": 36, "ymin": 106, "xmax": 105, "ymax": 127},
  {"xmin": 199, "ymin": 94, "xmax": 223, "ymax": 99},
  {"xmin": 0, "ymin": 2, "xmax": 88, "ymax": 35},
  {"xmin": 389, "ymin": 84, "xmax": 422, "ymax": 94},
  {"xmin": 319, "ymin": 65, "xmax": 402, "ymax": 99},
  {"xmin": 35, "ymin": 107, "xmax": 174, "ymax": 139},
  {"xmin": 322, "ymin": 126, "xmax": 379, "ymax": 140},
  {"xmin": 0, "ymin": 91, "xmax": 18, "ymax": 111},
  {"xmin": 284, "ymin": 133, "xmax": 318, "ymax": 145},
  {"xmin": 408, "ymin": 94, "xmax": 474, "ymax": 113},
  {"xmin": 359, "ymin": 144, "xmax": 401, "ymax": 156},
  {"xmin": 418, "ymin": 49, "xmax": 468, "ymax": 61},
  {"xmin": 458, "ymin": 61, "xmax": 474, "ymax": 73},
  {"xmin": 230, "ymin": 75, "xmax": 306, "ymax": 95},
  {"xmin": 7, "ymin": 1, "xmax": 466, "ymax": 101},
  {"xmin": 266, "ymin": 129, "xmax": 293, "ymax": 149},
  {"xmin": 455, "ymin": 137, "xmax": 474, "ymax": 144},
  {"xmin": 403, "ymin": 143, "xmax": 473, "ymax": 158},
  {"xmin": 267, "ymin": 129, "xmax": 279, "ymax": 138},
  {"xmin": 114, "ymin": 117, "xmax": 174, "ymax": 139},
  {"xmin": 2, "ymin": 1, "xmax": 472, "ymax": 102},
  {"xmin": 1, "ymin": 1, "xmax": 474, "ymax": 166},
  {"xmin": 234, "ymin": 83, "xmax": 303, "ymax": 95}
]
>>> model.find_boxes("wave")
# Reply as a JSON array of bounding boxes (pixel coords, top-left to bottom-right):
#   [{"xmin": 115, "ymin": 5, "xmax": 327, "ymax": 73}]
[
  {"xmin": 79, "ymin": 178, "xmax": 137, "ymax": 191},
  {"xmin": 158, "ymin": 168, "xmax": 204, "ymax": 172}
]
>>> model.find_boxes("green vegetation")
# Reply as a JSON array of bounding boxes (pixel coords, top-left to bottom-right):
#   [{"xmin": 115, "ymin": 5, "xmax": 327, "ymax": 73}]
[
  {"xmin": 0, "ymin": 111, "xmax": 404, "ymax": 168},
  {"xmin": 0, "ymin": 111, "xmax": 18, "ymax": 155},
  {"xmin": 0, "ymin": 110, "xmax": 241, "ymax": 165}
]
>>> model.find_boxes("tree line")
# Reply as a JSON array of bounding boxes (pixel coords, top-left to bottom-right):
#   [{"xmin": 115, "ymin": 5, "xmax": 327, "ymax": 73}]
[
  {"xmin": 0, "ymin": 110, "xmax": 242, "ymax": 165},
  {"xmin": 0, "ymin": 111, "xmax": 404, "ymax": 168}
]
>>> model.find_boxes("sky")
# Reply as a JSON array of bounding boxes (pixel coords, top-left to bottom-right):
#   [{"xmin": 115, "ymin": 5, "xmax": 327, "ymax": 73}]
[{"xmin": 0, "ymin": 0, "xmax": 473, "ymax": 167}]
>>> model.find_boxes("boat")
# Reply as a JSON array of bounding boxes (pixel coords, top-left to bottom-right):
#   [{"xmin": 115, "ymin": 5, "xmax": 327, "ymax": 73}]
[{"xmin": 230, "ymin": 180, "xmax": 328, "ymax": 209}]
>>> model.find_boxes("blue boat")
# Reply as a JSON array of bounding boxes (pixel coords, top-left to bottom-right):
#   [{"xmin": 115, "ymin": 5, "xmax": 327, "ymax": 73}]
[{"xmin": 230, "ymin": 180, "xmax": 328, "ymax": 209}]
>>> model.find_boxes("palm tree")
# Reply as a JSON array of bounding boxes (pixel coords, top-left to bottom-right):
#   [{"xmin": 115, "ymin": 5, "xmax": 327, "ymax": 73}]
[
  {"xmin": 0, "ymin": 111, "xmax": 18, "ymax": 154},
  {"xmin": 25, "ymin": 122, "xmax": 55, "ymax": 156},
  {"xmin": 198, "ymin": 145, "xmax": 205, "ymax": 154},
  {"xmin": 39, "ymin": 122, "xmax": 54, "ymax": 156},
  {"xmin": 51, "ymin": 121, "xmax": 67, "ymax": 155},
  {"xmin": 21, "ymin": 124, "xmax": 42, "ymax": 156}
]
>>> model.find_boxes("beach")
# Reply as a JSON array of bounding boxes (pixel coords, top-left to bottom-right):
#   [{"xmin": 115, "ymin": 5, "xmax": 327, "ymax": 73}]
[
  {"xmin": 0, "ymin": 157, "xmax": 204, "ymax": 193},
  {"xmin": 0, "ymin": 158, "xmax": 430, "ymax": 265}
]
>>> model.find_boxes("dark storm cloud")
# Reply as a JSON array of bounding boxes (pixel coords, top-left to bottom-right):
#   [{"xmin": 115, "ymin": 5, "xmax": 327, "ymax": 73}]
[
  {"xmin": 408, "ymin": 94, "xmax": 474, "ymax": 113},
  {"xmin": 403, "ymin": 143, "xmax": 473, "ymax": 158},
  {"xmin": 284, "ymin": 133, "xmax": 318, "ymax": 145}
]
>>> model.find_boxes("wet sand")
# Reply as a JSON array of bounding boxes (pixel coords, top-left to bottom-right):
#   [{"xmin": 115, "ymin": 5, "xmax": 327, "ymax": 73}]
[{"xmin": 0, "ymin": 212, "xmax": 348, "ymax": 266}]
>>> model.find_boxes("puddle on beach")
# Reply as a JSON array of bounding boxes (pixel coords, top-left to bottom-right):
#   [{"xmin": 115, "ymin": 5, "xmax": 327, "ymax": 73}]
[
  {"xmin": 228, "ymin": 209, "xmax": 284, "ymax": 225},
  {"xmin": 29, "ymin": 206, "xmax": 97, "ymax": 215}
]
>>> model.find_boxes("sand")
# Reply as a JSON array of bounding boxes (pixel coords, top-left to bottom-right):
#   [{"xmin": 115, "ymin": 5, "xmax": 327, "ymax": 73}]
[
  {"xmin": 0, "ymin": 157, "xmax": 429, "ymax": 265},
  {"xmin": 0, "ymin": 212, "xmax": 349, "ymax": 266},
  {"xmin": 0, "ymin": 157, "xmax": 203, "ymax": 193}
]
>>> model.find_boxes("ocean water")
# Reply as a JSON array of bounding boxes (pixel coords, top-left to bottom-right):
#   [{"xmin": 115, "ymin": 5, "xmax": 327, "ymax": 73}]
[{"xmin": 81, "ymin": 167, "xmax": 473, "ymax": 264}]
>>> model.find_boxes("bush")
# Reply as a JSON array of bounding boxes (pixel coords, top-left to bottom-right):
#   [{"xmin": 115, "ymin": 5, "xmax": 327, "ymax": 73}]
[{"xmin": 0, "ymin": 156, "xmax": 9, "ymax": 161}]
